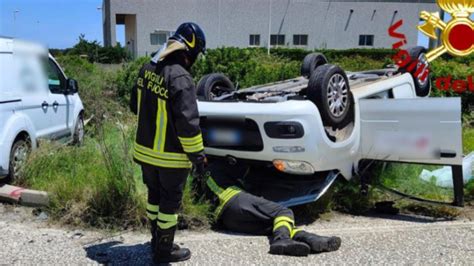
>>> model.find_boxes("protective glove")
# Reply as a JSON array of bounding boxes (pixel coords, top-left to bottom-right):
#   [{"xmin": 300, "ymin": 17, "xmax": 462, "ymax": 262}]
[{"xmin": 187, "ymin": 151, "xmax": 208, "ymax": 177}]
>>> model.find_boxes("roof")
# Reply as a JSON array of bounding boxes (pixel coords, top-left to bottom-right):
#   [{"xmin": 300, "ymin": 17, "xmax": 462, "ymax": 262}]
[{"xmin": 0, "ymin": 37, "xmax": 47, "ymax": 55}]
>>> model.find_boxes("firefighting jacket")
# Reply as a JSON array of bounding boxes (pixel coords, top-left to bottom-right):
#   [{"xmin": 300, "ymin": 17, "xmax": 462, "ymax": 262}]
[
  {"xmin": 130, "ymin": 59, "xmax": 204, "ymax": 169},
  {"xmin": 194, "ymin": 161, "xmax": 248, "ymax": 218}
]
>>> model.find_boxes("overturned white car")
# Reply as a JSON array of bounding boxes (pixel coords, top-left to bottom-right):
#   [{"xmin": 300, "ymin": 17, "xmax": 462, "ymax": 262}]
[{"xmin": 196, "ymin": 48, "xmax": 464, "ymax": 207}]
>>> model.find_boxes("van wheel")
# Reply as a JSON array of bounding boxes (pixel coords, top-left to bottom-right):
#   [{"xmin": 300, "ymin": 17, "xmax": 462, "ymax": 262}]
[
  {"xmin": 72, "ymin": 115, "xmax": 85, "ymax": 146},
  {"xmin": 301, "ymin": 53, "xmax": 328, "ymax": 78},
  {"xmin": 197, "ymin": 73, "xmax": 235, "ymax": 101},
  {"xmin": 399, "ymin": 46, "xmax": 431, "ymax": 97},
  {"xmin": 307, "ymin": 64, "xmax": 354, "ymax": 129},
  {"xmin": 7, "ymin": 138, "xmax": 31, "ymax": 183}
]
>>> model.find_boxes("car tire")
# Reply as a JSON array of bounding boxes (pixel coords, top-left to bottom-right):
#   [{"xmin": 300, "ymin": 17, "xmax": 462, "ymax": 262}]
[
  {"xmin": 399, "ymin": 46, "xmax": 431, "ymax": 97},
  {"xmin": 307, "ymin": 64, "xmax": 354, "ymax": 129},
  {"xmin": 197, "ymin": 73, "xmax": 235, "ymax": 101},
  {"xmin": 72, "ymin": 115, "xmax": 85, "ymax": 146},
  {"xmin": 6, "ymin": 137, "xmax": 31, "ymax": 183},
  {"xmin": 301, "ymin": 53, "xmax": 328, "ymax": 78}
]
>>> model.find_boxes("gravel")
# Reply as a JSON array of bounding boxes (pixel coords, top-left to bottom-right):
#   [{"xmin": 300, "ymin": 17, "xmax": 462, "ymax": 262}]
[{"xmin": 1, "ymin": 204, "xmax": 473, "ymax": 265}]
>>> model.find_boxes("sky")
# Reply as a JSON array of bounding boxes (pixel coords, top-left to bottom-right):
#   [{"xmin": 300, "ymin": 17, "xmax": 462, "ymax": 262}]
[
  {"xmin": 0, "ymin": 0, "xmax": 124, "ymax": 49},
  {"xmin": 0, "ymin": 0, "xmax": 469, "ymax": 50}
]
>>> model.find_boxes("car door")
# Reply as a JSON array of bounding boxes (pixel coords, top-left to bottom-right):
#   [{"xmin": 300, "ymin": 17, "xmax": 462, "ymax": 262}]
[
  {"xmin": 42, "ymin": 57, "xmax": 70, "ymax": 139},
  {"xmin": 359, "ymin": 97, "xmax": 463, "ymax": 166},
  {"xmin": 14, "ymin": 51, "xmax": 52, "ymax": 138}
]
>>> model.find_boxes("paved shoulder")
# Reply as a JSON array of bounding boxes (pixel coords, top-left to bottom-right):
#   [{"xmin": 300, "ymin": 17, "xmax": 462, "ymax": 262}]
[{"xmin": 1, "ymin": 204, "xmax": 473, "ymax": 265}]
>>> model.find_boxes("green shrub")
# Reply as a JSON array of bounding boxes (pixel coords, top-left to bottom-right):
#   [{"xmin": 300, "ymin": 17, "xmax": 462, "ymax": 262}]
[
  {"xmin": 68, "ymin": 34, "xmax": 129, "ymax": 63},
  {"xmin": 430, "ymin": 58, "xmax": 474, "ymax": 113},
  {"xmin": 115, "ymin": 56, "xmax": 150, "ymax": 105},
  {"xmin": 57, "ymin": 55, "xmax": 131, "ymax": 130}
]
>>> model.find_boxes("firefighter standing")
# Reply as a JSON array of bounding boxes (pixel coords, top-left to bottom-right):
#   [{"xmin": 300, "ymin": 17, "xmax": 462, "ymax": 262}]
[{"xmin": 130, "ymin": 22, "xmax": 206, "ymax": 263}]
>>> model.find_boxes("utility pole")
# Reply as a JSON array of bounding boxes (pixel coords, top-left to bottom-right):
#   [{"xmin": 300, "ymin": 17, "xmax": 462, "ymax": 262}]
[
  {"xmin": 13, "ymin": 10, "xmax": 20, "ymax": 37},
  {"xmin": 267, "ymin": 0, "xmax": 272, "ymax": 55}
]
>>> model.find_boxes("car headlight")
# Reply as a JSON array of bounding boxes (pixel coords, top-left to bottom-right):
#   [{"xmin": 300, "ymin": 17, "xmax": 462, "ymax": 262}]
[{"xmin": 273, "ymin": 159, "xmax": 314, "ymax": 175}]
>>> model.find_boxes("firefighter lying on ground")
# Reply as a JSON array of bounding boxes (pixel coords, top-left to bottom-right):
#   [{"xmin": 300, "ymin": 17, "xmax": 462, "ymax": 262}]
[
  {"xmin": 192, "ymin": 159, "xmax": 342, "ymax": 257},
  {"xmin": 130, "ymin": 22, "xmax": 207, "ymax": 263}
]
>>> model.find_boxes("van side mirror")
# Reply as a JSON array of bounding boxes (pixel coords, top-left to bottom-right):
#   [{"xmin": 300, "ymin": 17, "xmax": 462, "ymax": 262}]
[{"xmin": 67, "ymin": 78, "xmax": 79, "ymax": 94}]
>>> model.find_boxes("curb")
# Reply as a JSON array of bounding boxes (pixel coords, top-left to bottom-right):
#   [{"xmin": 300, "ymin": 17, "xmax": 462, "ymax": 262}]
[{"xmin": 0, "ymin": 184, "xmax": 49, "ymax": 207}]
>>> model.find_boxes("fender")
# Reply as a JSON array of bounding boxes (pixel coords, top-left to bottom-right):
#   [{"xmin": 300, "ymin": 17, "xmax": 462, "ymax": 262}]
[
  {"xmin": 70, "ymin": 94, "xmax": 84, "ymax": 135},
  {"xmin": 0, "ymin": 112, "xmax": 34, "ymax": 171}
]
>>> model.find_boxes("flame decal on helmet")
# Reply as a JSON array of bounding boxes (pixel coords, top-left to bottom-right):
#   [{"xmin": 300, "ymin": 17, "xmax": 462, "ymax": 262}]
[{"xmin": 184, "ymin": 34, "xmax": 196, "ymax": 48}]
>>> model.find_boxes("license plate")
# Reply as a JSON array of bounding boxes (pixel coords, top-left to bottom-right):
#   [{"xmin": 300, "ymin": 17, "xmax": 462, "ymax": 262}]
[{"xmin": 208, "ymin": 128, "xmax": 242, "ymax": 145}]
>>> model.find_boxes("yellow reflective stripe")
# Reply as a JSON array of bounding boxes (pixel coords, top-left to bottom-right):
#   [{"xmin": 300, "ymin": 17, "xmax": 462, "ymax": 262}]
[
  {"xmin": 206, "ymin": 176, "xmax": 224, "ymax": 195},
  {"xmin": 134, "ymin": 142, "xmax": 188, "ymax": 161},
  {"xmin": 160, "ymin": 100, "xmax": 168, "ymax": 152},
  {"xmin": 154, "ymin": 99, "xmax": 168, "ymax": 151},
  {"xmin": 181, "ymin": 142, "xmax": 204, "ymax": 153},
  {"xmin": 158, "ymin": 212, "xmax": 178, "ymax": 222},
  {"xmin": 137, "ymin": 88, "xmax": 142, "ymax": 116},
  {"xmin": 273, "ymin": 221, "xmax": 293, "ymax": 232},
  {"xmin": 180, "ymin": 138, "xmax": 202, "ymax": 146},
  {"xmin": 291, "ymin": 228, "xmax": 302, "ymax": 239},
  {"xmin": 134, "ymin": 151, "xmax": 192, "ymax": 168},
  {"xmin": 178, "ymin": 133, "xmax": 202, "ymax": 144},
  {"xmin": 153, "ymin": 99, "xmax": 162, "ymax": 150},
  {"xmin": 179, "ymin": 133, "xmax": 204, "ymax": 153},
  {"xmin": 147, "ymin": 212, "xmax": 157, "ymax": 220},
  {"xmin": 274, "ymin": 216, "xmax": 295, "ymax": 227},
  {"xmin": 214, "ymin": 186, "xmax": 241, "ymax": 217},
  {"xmin": 157, "ymin": 220, "xmax": 177, "ymax": 229},
  {"xmin": 157, "ymin": 212, "xmax": 178, "ymax": 229},
  {"xmin": 147, "ymin": 204, "xmax": 159, "ymax": 213},
  {"xmin": 183, "ymin": 143, "xmax": 204, "ymax": 153}
]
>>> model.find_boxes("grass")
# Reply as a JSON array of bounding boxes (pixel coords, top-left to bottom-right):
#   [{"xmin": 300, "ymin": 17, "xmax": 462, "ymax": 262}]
[
  {"xmin": 19, "ymin": 122, "xmax": 143, "ymax": 228},
  {"xmin": 19, "ymin": 121, "xmax": 211, "ymax": 229},
  {"xmin": 363, "ymin": 126, "xmax": 474, "ymax": 216}
]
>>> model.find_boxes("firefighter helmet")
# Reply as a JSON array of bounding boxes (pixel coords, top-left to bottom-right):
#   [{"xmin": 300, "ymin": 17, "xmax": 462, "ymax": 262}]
[{"xmin": 170, "ymin": 22, "xmax": 206, "ymax": 59}]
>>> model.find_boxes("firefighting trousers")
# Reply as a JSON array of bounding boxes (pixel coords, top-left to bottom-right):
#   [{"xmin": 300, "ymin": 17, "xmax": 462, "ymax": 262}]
[
  {"xmin": 142, "ymin": 165, "xmax": 189, "ymax": 229},
  {"xmin": 219, "ymin": 191, "xmax": 295, "ymax": 236}
]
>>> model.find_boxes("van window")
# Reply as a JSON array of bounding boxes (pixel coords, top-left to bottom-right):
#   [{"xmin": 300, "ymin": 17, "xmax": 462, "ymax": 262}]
[{"xmin": 45, "ymin": 59, "xmax": 65, "ymax": 93}]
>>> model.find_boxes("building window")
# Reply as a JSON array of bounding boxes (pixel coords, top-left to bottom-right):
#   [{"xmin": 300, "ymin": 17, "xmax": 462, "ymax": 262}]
[
  {"xmin": 270, "ymin": 34, "xmax": 285, "ymax": 46},
  {"xmin": 293, "ymin": 34, "xmax": 308, "ymax": 46},
  {"xmin": 359, "ymin": 35, "xmax": 374, "ymax": 46},
  {"xmin": 249, "ymin": 34, "xmax": 260, "ymax": 46},
  {"xmin": 150, "ymin": 32, "xmax": 168, "ymax": 45}
]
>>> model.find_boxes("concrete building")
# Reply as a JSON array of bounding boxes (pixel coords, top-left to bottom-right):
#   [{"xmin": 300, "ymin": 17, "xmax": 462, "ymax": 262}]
[{"xmin": 102, "ymin": 0, "xmax": 437, "ymax": 58}]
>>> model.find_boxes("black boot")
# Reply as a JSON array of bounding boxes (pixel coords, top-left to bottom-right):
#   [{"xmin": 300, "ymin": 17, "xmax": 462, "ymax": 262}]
[
  {"xmin": 150, "ymin": 220, "xmax": 180, "ymax": 252},
  {"xmin": 269, "ymin": 227, "xmax": 310, "ymax": 257},
  {"xmin": 153, "ymin": 226, "xmax": 191, "ymax": 263},
  {"xmin": 293, "ymin": 230, "xmax": 341, "ymax": 253}
]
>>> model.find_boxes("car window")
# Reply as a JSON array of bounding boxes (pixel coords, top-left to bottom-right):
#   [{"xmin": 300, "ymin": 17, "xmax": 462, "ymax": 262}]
[
  {"xmin": 16, "ymin": 54, "xmax": 47, "ymax": 94},
  {"xmin": 44, "ymin": 58, "xmax": 65, "ymax": 93}
]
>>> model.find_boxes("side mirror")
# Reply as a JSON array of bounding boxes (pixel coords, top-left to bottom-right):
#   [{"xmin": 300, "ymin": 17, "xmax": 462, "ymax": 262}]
[{"xmin": 67, "ymin": 78, "xmax": 79, "ymax": 94}]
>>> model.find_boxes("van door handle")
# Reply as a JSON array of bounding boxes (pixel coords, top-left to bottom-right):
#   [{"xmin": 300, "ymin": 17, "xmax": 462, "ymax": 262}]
[
  {"xmin": 41, "ymin": 101, "xmax": 49, "ymax": 109},
  {"xmin": 52, "ymin": 101, "xmax": 59, "ymax": 108}
]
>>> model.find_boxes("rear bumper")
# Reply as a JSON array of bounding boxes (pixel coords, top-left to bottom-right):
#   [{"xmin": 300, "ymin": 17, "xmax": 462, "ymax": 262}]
[{"xmin": 198, "ymin": 100, "xmax": 358, "ymax": 179}]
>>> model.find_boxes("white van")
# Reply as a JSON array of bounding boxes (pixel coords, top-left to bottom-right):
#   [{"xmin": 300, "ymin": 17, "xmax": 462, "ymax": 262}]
[{"xmin": 0, "ymin": 37, "xmax": 84, "ymax": 182}]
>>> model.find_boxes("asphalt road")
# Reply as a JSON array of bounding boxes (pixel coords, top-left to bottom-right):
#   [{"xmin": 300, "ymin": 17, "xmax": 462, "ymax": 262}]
[{"xmin": 1, "ymin": 204, "xmax": 473, "ymax": 265}]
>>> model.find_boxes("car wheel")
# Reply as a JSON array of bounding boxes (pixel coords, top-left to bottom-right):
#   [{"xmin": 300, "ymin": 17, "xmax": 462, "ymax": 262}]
[
  {"xmin": 400, "ymin": 46, "xmax": 431, "ymax": 97},
  {"xmin": 197, "ymin": 73, "xmax": 235, "ymax": 101},
  {"xmin": 7, "ymin": 138, "xmax": 31, "ymax": 183},
  {"xmin": 72, "ymin": 115, "xmax": 85, "ymax": 146},
  {"xmin": 301, "ymin": 53, "xmax": 328, "ymax": 78},
  {"xmin": 307, "ymin": 64, "xmax": 354, "ymax": 129}
]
